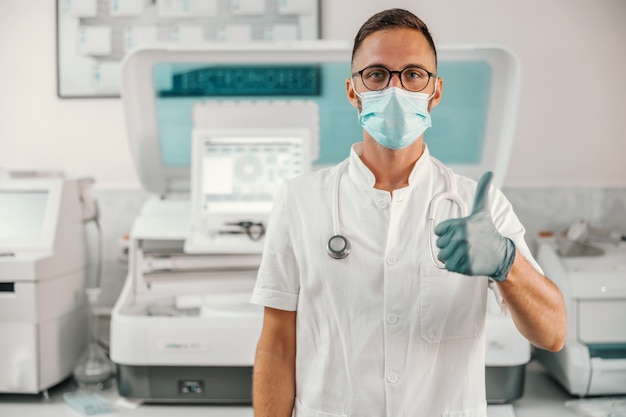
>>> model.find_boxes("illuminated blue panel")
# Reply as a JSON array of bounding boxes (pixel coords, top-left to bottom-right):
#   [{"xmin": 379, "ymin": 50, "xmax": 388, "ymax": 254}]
[
  {"xmin": 428, "ymin": 61, "xmax": 492, "ymax": 164},
  {"xmin": 153, "ymin": 62, "xmax": 357, "ymax": 167},
  {"xmin": 152, "ymin": 61, "xmax": 491, "ymax": 167}
]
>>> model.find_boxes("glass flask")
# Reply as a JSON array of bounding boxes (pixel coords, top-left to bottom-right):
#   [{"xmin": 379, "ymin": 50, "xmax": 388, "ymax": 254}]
[{"xmin": 73, "ymin": 288, "xmax": 115, "ymax": 389}]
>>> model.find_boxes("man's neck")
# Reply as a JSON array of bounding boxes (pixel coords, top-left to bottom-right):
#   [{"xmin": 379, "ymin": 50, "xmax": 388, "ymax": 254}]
[{"xmin": 360, "ymin": 138, "xmax": 425, "ymax": 193}]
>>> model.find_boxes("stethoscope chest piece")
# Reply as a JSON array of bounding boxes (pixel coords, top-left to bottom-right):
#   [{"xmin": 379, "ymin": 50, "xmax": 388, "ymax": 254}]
[{"xmin": 327, "ymin": 234, "xmax": 351, "ymax": 259}]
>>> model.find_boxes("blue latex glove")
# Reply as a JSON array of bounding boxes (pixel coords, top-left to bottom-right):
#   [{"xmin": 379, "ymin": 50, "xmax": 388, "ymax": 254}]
[{"xmin": 434, "ymin": 171, "xmax": 516, "ymax": 282}]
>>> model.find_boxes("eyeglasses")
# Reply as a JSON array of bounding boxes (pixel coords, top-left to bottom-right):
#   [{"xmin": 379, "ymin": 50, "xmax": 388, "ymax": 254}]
[{"xmin": 351, "ymin": 65, "xmax": 436, "ymax": 92}]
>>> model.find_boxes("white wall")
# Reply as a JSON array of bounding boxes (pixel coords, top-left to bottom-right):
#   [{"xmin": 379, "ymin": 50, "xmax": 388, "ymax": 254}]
[{"xmin": 1, "ymin": 0, "xmax": 625, "ymax": 187}]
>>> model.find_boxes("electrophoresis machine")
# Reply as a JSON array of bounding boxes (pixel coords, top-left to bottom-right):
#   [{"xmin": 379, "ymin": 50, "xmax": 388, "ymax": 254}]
[{"xmin": 111, "ymin": 42, "xmax": 527, "ymax": 404}]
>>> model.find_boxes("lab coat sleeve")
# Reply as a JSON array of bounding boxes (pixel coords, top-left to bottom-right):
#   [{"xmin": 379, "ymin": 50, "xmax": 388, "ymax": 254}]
[
  {"xmin": 490, "ymin": 187, "xmax": 543, "ymax": 273},
  {"xmin": 488, "ymin": 187, "xmax": 544, "ymax": 312},
  {"xmin": 250, "ymin": 182, "xmax": 300, "ymax": 311}
]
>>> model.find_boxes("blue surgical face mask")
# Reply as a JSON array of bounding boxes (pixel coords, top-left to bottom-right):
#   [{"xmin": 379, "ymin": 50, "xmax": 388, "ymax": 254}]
[{"xmin": 355, "ymin": 84, "xmax": 435, "ymax": 150}]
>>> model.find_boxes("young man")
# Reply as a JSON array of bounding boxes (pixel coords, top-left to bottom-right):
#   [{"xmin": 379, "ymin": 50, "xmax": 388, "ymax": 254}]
[{"xmin": 251, "ymin": 8, "xmax": 566, "ymax": 417}]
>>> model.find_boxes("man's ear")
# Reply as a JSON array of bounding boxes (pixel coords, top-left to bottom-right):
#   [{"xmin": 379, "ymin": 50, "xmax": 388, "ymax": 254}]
[
  {"xmin": 346, "ymin": 77, "xmax": 360, "ymax": 109},
  {"xmin": 428, "ymin": 77, "xmax": 443, "ymax": 111}
]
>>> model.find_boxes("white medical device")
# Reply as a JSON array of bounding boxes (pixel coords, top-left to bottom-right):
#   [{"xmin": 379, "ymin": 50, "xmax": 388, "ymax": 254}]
[
  {"xmin": 186, "ymin": 127, "xmax": 310, "ymax": 254},
  {"xmin": 111, "ymin": 42, "xmax": 524, "ymax": 404},
  {"xmin": 535, "ymin": 239, "xmax": 626, "ymax": 396},
  {"xmin": 185, "ymin": 99, "xmax": 315, "ymax": 255},
  {"xmin": 566, "ymin": 220, "xmax": 626, "ymax": 246},
  {"xmin": 0, "ymin": 173, "xmax": 90, "ymax": 394},
  {"xmin": 111, "ymin": 44, "xmax": 321, "ymax": 403}
]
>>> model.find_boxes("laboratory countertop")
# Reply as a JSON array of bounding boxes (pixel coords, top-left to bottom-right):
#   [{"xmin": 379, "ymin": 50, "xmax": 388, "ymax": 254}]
[{"xmin": 0, "ymin": 360, "xmax": 583, "ymax": 417}]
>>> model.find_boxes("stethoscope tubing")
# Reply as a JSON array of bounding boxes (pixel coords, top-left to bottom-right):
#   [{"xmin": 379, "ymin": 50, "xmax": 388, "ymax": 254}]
[
  {"xmin": 427, "ymin": 158, "xmax": 469, "ymax": 268},
  {"xmin": 327, "ymin": 160, "xmax": 351, "ymax": 259}
]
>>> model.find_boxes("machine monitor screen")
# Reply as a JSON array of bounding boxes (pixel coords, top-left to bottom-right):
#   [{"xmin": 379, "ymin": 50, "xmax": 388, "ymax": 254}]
[
  {"xmin": 0, "ymin": 191, "xmax": 49, "ymax": 239},
  {"xmin": 151, "ymin": 60, "xmax": 492, "ymax": 168},
  {"xmin": 198, "ymin": 133, "xmax": 306, "ymax": 215}
]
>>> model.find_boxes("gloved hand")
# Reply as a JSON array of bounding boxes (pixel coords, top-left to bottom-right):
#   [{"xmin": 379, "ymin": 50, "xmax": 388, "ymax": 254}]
[{"xmin": 433, "ymin": 171, "xmax": 516, "ymax": 282}]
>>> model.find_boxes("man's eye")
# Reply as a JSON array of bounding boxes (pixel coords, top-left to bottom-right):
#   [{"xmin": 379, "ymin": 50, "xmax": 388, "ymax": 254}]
[
  {"xmin": 404, "ymin": 69, "xmax": 426, "ymax": 79},
  {"xmin": 364, "ymin": 68, "xmax": 388, "ymax": 80}
]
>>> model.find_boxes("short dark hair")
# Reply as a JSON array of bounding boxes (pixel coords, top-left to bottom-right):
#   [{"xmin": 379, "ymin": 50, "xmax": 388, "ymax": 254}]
[{"xmin": 351, "ymin": 8, "xmax": 437, "ymax": 68}]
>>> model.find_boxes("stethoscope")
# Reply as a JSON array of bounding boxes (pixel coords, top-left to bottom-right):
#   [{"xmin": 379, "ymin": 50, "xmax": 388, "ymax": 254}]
[
  {"xmin": 326, "ymin": 161, "xmax": 352, "ymax": 259},
  {"xmin": 326, "ymin": 158, "xmax": 469, "ymax": 269}
]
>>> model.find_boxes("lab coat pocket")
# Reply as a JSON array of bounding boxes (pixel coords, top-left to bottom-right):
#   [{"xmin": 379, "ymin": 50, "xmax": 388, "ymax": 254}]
[{"xmin": 420, "ymin": 265, "xmax": 486, "ymax": 343}]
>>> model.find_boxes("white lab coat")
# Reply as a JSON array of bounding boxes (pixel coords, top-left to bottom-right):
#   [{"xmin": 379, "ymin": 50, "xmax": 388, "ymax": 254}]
[{"xmin": 251, "ymin": 143, "xmax": 540, "ymax": 417}]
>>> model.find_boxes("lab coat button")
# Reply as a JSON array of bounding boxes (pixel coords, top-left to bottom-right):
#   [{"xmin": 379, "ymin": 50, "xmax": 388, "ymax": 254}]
[
  {"xmin": 387, "ymin": 373, "xmax": 399, "ymax": 383},
  {"xmin": 377, "ymin": 199, "xmax": 387, "ymax": 208},
  {"xmin": 386, "ymin": 255, "xmax": 397, "ymax": 265},
  {"xmin": 386, "ymin": 314, "xmax": 398, "ymax": 324}
]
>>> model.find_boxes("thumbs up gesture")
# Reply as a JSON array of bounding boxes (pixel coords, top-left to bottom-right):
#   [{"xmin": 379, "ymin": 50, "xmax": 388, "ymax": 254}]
[{"xmin": 433, "ymin": 172, "xmax": 516, "ymax": 282}]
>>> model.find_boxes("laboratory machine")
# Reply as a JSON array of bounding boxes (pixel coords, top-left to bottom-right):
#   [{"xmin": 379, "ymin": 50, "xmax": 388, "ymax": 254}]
[
  {"xmin": 0, "ymin": 172, "xmax": 94, "ymax": 394},
  {"xmin": 110, "ymin": 41, "xmax": 527, "ymax": 403},
  {"xmin": 535, "ymin": 232, "xmax": 626, "ymax": 397}
]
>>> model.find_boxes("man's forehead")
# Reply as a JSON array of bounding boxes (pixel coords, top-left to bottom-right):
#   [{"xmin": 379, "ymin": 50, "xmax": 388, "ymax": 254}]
[{"xmin": 353, "ymin": 28, "xmax": 436, "ymax": 70}]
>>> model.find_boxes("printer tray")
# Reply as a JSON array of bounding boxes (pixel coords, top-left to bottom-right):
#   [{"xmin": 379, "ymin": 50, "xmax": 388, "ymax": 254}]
[{"xmin": 117, "ymin": 364, "xmax": 252, "ymax": 403}]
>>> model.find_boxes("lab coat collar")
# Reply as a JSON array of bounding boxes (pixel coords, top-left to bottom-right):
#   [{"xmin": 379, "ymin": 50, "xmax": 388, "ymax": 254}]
[{"xmin": 348, "ymin": 142, "xmax": 433, "ymax": 192}]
